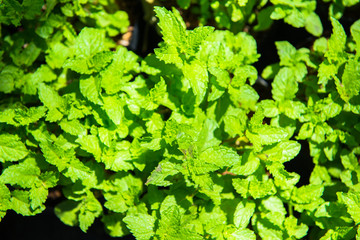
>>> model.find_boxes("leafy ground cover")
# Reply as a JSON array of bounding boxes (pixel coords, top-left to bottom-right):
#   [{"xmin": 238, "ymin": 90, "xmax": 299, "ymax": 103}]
[{"xmin": 1, "ymin": 0, "xmax": 360, "ymax": 239}]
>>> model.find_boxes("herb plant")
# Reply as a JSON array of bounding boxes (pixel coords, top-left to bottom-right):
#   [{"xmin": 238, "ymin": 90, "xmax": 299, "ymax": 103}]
[
  {"xmin": 1, "ymin": 0, "xmax": 360, "ymax": 239},
  {"xmin": 169, "ymin": 0, "xmax": 324, "ymax": 36}
]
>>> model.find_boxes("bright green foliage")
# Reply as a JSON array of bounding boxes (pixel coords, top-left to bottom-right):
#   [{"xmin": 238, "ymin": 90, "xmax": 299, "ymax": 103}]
[
  {"xmin": 258, "ymin": 9, "xmax": 360, "ymax": 239},
  {"xmin": 233, "ymin": 200, "xmax": 255, "ymax": 228},
  {"xmin": 338, "ymin": 191, "xmax": 360, "ymax": 225},
  {"xmin": 170, "ymin": 0, "xmax": 326, "ymax": 35},
  {"xmin": 55, "ymin": 191, "xmax": 102, "ymax": 232},
  {"xmin": 1, "ymin": 1, "xmax": 360, "ymax": 240},
  {"xmin": 324, "ymin": 0, "xmax": 359, "ymax": 19},
  {"xmin": 0, "ymin": 134, "xmax": 29, "ymax": 162},
  {"xmin": 123, "ymin": 212, "xmax": 155, "ymax": 240},
  {"xmin": 270, "ymin": 0, "xmax": 323, "ymax": 36}
]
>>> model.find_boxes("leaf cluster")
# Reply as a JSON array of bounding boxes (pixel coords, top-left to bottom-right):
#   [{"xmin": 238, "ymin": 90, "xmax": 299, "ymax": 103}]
[
  {"xmin": 1, "ymin": 1, "xmax": 360, "ymax": 239},
  {"xmin": 167, "ymin": 0, "xmax": 358, "ymax": 36}
]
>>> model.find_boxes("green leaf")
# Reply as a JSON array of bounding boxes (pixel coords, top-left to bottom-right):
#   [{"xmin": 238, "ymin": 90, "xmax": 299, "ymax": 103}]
[
  {"xmin": 229, "ymin": 228, "xmax": 256, "ymax": 240},
  {"xmin": 314, "ymin": 95, "xmax": 343, "ymax": 120},
  {"xmin": 176, "ymin": 0, "xmax": 191, "ymax": 9},
  {"xmin": 0, "ymin": 184, "xmax": 11, "ymax": 219},
  {"xmin": 142, "ymin": 78, "xmax": 168, "ymax": 111},
  {"xmin": 281, "ymin": 100, "xmax": 306, "ymax": 119},
  {"xmin": 284, "ymin": 216, "xmax": 308, "ymax": 239},
  {"xmin": 145, "ymin": 113, "xmax": 165, "ymax": 136},
  {"xmin": 68, "ymin": 98, "xmax": 93, "ymax": 122},
  {"xmin": 146, "ymin": 161, "xmax": 181, "ymax": 187},
  {"xmin": 104, "ymin": 193, "xmax": 128, "ymax": 213},
  {"xmin": 351, "ymin": 19, "xmax": 360, "ymax": 57},
  {"xmin": 55, "ymin": 192, "xmax": 102, "ymax": 232},
  {"xmin": 275, "ymin": 41, "xmax": 297, "ymax": 66},
  {"xmin": 254, "ymin": 215, "xmax": 282, "ymax": 240},
  {"xmin": 101, "ymin": 46, "xmax": 139, "ymax": 94},
  {"xmin": 22, "ymin": 0, "xmax": 43, "ymax": 19},
  {"xmin": 267, "ymin": 162, "xmax": 300, "ymax": 188},
  {"xmin": 231, "ymin": 150, "xmax": 260, "ymax": 176},
  {"xmin": 0, "ymin": 69, "xmax": 15, "ymax": 93},
  {"xmin": 313, "ymin": 37, "xmax": 328, "ymax": 53},
  {"xmin": 233, "ymin": 177, "xmax": 276, "ymax": 199},
  {"xmin": 123, "ymin": 213, "xmax": 156, "ymax": 240},
  {"xmin": 341, "ymin": 58, "xmax": 360, "ymax": 101},
  {"xmin": 185, "ymin": 26, "xmax": 214, "ymax": 55},
  {"xmin": 198, "ymin": 204, "xmax": 227, "ymax": 239},
  {"xmin": 154, "ymin": 7, "xmax": 186, "ymax": 48},
  {"xmin": 309, "ymin": 165, "xmax": 332, "ymax": 185},
  {"xmin": 223, "ymin": 108, "xmax": 248, "ymax": 137},
  {"xmin": 338, "ymin": 192, "xmax": 360, "ymax": 224},
  {"xmin": 10, "ymin": 190, "xmax": 36, "ymax": 216},
  {"xmin": 38, "ymin": 83, "xmax": 65, "ymax": 122},
  {"xmin": 39, "ymin": 141, "xmax": 72, "ymax": 172},
  {"xmin": 59, "ymin": 119, "xmax": 87, "ymax": 137},
  {"xmin": 292, "ymin": 184, "xmax": 324, "ymax": 204},
  {"xmin": 29, "ymin": 184, "xmax": 48, "ymax": 210},
  {"xmin": 260, "ymin": 196, "xmax": 287, "ymax": 216},
  {"xmin": 246, "ymin": 125, "xmax": 289, "ymax": 150},
  {"xmin": 102, "ymin": 95, "xmax": 123, "ymax": 125},
  {"xmin": 0, "ymin": 159, "xmax": 40, "ymax": 188},
  {"xmin": 76, "ymin": 135, "xmax": 102, "ymax": 161},
  {"xmin": 102, "ymin": 213, "xmax": 129, "ymax": 237},
  {"xmin": 93, "ymin": 10, "xmax": 129, "ymax": 36},
  {"xmin": 305, "ymin": 12, "xmax": 323, "ymax": 37},
  {"xmin": 0, "ymin": 65, "xmax": 22, "ymax": 93},
  {"xmin": 79, "ymin": 75, "xmax": 103, "ymax": 105},
  {"xmin": 196, "ymin": 118, "xmax": 221, "ymax": 152},
  {"xmin": 0, "ymin": 105, "xmax": 47, "ymax": 126},
  {"xmin": 234, "ymin": 200, "xmax": 255, "ymax": 228},
  {"xmin": 101, "ymin": 142, "xmax": 133, "ymax": 171},
  {"xmin": 272, "ymin": 68, "xmax": 298, "ymax": 102},
  {"xmin": 154, "ymin": 44, "xmax": 183, "ymax": 66},
  {"xmin": 209, "ymin": 67, "xmax": 230, "ymax": 88},
  {"xmin": 263, "ymin": 140, "xmax": 301, "ymax": 163},
  {"xmin": 11, "ymin": 42, "xmax": 41, "ymax": 67},
  {"xmin": 38, "ymin": 83, "xmax": 64, "ymax": 110},
  {"xmin": 297, "ymin": 122, "xmax": 314, "ymax": 140},
  {"xmin": 262, "ymin": 63, "xmax": 280, "ymax": 80},
  {"xmin": 103, "ymin": 173, "xmax": 142, "ymax": 213},
  {"xmin": 183, "ymin": 60, "xmax": 208, "ymax": 104},
  {"xmin": 0, "ymin": 0, "xmax": 22, "ymax": 26},
  {"xmin": 79, "ymin": 192, "xmax": 103, "ymax": 232},
  {"xmin": 341, "ymin": 150, "xmax": 359, "ymax": 171},
  {"xmin": 196, "ymin": 146, "xmax": 240, "ymax": 174},
  {"xmin": 74, "ymin": 27, "xmax": 106, "ymax": 59},
  {"xmin": 254, "ymin": 6, "xmax": 275, "ymax": 31},
  {"xmin": 46, "ymin": 42, "xmax": 71, "ymax": 69},
  {"xmin": 229, "ymin": 84, "xmax": 259, "ymax": 110},
  {"xmin": 65, "ymin": 158, "xmax": 94, "ymax": 183},
  {"xmin": 258, "ymin": 100, "xmax": 279, "ymax": 118},
  {"xmin": 30, "ymin": 171, "xmax": 58, "ymax": 210},
  {"xmin": 0, "ymin": 134, "xmax": 29, "ymax": 162},
  {"xmin": 30, "ymin": 65, "xmax": 57, "ymax": 86},
  {"xmin": 328, "ymin": 17, "xmax": 347, "ymax": 55},
  {"xmin": 55, "ymin": 200, "xmax": 80, "ymax": 227},
  {"xmin": 157, "ymin": 205, "xmax": 202, "ymax": 240}
]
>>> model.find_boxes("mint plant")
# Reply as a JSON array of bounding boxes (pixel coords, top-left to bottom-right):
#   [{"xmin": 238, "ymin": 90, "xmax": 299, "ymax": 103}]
[
  {"xmin": 1, "ymin": 0, "xmax": 360, "ymax": 239},
  {"xmin": 167, "ymin": 0, "xmax": 324, "ymax": 36},
  {"xmin": 167, "ymin": 0, "xmax": 356, "ymax": 36},
  {"xmin": 259, "ymin": 16, "xmax": 360, "ymax": 239}
]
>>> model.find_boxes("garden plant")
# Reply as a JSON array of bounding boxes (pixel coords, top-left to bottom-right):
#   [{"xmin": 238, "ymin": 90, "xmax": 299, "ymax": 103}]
[{"xmin": 1, "ymin": 0, "xmax": 360, "ymax": 239}]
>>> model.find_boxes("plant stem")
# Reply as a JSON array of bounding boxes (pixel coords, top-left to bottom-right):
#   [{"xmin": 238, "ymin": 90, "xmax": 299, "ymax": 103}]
[{"xmin": 288, "ymin": 203, "xmax": 293, "ymax": 216}]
